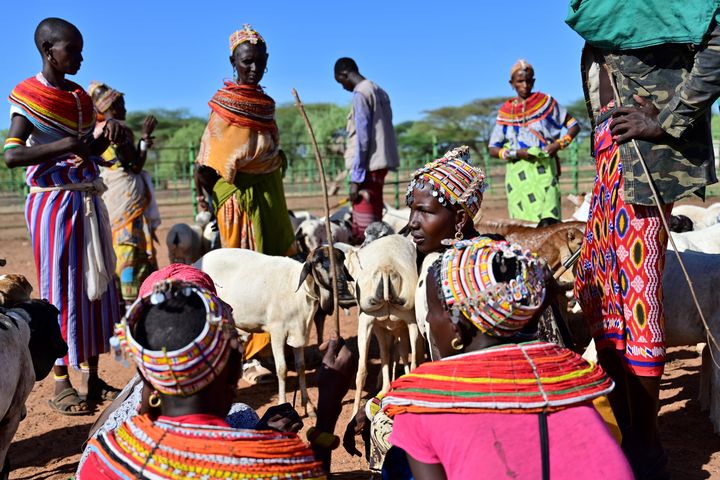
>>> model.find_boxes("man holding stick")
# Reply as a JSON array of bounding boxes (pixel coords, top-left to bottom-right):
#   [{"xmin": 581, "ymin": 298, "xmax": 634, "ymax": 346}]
[
  {"xmin": 566, "ymin": 2, "xmax": 719, "ymax": 478},
  {"xmin": 334, "ymin": 57, "xmax": 399, "ymax": 240}
]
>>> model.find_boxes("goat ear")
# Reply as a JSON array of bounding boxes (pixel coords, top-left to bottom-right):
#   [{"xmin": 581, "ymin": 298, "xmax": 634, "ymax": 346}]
[{"xmin": 295, "ymin": 261, "xmax": 313, "ymax": 292}]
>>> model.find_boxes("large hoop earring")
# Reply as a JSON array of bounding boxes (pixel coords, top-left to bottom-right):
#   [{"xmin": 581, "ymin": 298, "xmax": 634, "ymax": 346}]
[
  {"xmin": 451, "ymin": 337, "xmax": 464, "ymax": 351},
  {"xmin": 148, "ymin": 390, "xmax": 162, "ymax": 408},
  {"xmin": 454, "ymin": 226, "xmax": 463, "ymax": 241}
]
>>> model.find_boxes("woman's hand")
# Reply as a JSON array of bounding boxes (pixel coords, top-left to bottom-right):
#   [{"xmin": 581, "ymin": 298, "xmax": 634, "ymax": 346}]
[
  {"xmin": 141, "ymin": 115, "xmax": 157, "ymax": 148},
  {"xmin": 196, "ymin": 165, "xmax": 221, "ymax": 195},
  {"xmin": 611, "ymin": 95, "xmax": 665, "ymax": 144},
  {"xmin": 256, "ymin": 403, "xmax": 303, "ymax": 433},
  {"xmin": 342, "ymin": 407, "xmax": 369, "ymax": 457},
  {"xmin": 517, "ymin": 148, "xmax": 532, "ymax": 160},
  {"xmin": 102, "ymin": 119, "xmax": 130, "ymax": 145},
  {"xmin": 63, "ymin": 137, "xmax": 91, "ymax": 160},
  {"xmin": 544, "ymin": 142, "xmax": 561, "ymax": 157}
]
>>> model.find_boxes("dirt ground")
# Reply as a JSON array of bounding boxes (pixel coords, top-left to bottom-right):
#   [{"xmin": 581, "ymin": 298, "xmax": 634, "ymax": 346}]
[{"xmin": 3, "ymin": 195, "xmax": 720, "ymax": 479}]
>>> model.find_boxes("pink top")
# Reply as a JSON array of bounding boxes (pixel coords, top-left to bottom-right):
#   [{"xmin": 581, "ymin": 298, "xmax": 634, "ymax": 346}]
[{"xmin": 389, "ymin": 405, "xmax": 633, "ymax": 480}]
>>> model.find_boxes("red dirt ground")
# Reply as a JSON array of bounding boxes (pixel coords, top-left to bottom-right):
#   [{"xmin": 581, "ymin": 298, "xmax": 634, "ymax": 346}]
[{"xmin": 3, "ymin": 196, "xmax": 719, "ymax": 479}]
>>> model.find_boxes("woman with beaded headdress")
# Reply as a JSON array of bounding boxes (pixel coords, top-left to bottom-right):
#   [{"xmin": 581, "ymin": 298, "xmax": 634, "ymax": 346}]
[
  {"xmin": 88, "ymin": 81, "xmax": 160, "ymax": 307},
  {"xmin": 488, "ymin": 59, "xmax": 581, "ymax": 225},
  {"xmin": 194, "ymin": 24, "xmax": 294, "ymax": 256},
  {"xmin": 405, "ymin": 145, "xmax": 487, "ymax": 256},
  {"xmin": 194, "ymin": 24, "xmax": 295, "ymax": 378},
  {"xmin": 77, "ymin": 279, "xmax": 328, "ymax": 479},
  {"xmin": 382, "ymin": 237, "xmax": 632, "ymax": 480}
]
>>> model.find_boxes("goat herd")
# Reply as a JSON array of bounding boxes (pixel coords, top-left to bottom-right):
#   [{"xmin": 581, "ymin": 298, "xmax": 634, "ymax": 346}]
[{"xmin": 1, "ymin": 197, "xmax": 720, "ymax": 477}]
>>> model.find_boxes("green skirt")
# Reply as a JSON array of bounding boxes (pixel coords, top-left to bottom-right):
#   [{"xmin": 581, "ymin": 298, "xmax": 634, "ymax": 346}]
[
  {"xmin": 212, "ymin": 168, "xmax": 294, "ymax": 256},
  {"xmin": 505, "ymin": 157, "xmax": 561, "ymax": 222}
]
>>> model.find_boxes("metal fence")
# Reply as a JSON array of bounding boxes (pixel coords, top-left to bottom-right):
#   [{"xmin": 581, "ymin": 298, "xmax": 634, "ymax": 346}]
[{"xmin": 0, "ymin": 141, "xmax": 623, "ymax": 213}]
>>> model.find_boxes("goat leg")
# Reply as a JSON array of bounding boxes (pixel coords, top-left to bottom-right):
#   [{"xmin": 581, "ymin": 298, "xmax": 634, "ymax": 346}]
[{"xmin": 294, "ymin": 346, "xmax": 316, "ymax": 417}]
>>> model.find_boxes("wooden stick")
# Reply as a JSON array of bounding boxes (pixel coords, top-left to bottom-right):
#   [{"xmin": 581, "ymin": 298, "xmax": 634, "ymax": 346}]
[{"xmin": 292, "ymin": 89, "xmax": 341, "ymax": 339}]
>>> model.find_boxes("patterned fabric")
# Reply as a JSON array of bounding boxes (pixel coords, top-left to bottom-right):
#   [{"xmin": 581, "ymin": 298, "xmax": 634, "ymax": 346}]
[
  {"xmin": 99, "ymin": 128, "xmax": 160, "ymax": 302},
  {"xmin": 574, "ymin": 113, "xmax": 671, "ymax": 377},
  {"xmin": 211, "ymin": 169, "xmax": 295, "ymax": 254},
  {"xmin": 581, "ymin": 42, "xmax": 717, "ymax": 205},
  {"xmin": 82, "ymin": 414, "xmax": 325, "ymax": 479},
  {"xmin": 208, "ymin": 83, "xmax": 278, "ymax": 142},
  {"xmin": 113, "ymin": 281, "xmax": 239, "ymax": 396},
  {"xmin": 406, "ymin": 146, "xmax": 486, "ymax": 222},
  {"xmin": 381, "ymin": 341, "xmax": 614, "ymax": 417},
  {"xmin": 229, "ymin": 24, "xmax": 265, "ymax": 53},
  {"xmin": 76, "ymin": 374, "xmax": 262, "ymax": 475},
  {"xmin": 88, "ymin": 81, "xmax": 123, "ymax": 113},
  {"xmin": 438, "ymin": 237, "xmax": 546, "ymax": 337},
  {"xmin": 489, "ymin": 92, "xmax": 571, "ymax": 222},
  {"xmin": 9, "ymin": 73, "xmax": 119, "ymax": 367},
  {"xmin": 9, "ymin": 74, "xmax": 95, "ymax": 139},
  {"xmin": 352, "ymin": 168, "xmax": 387, "ymax": 238},
  {"xmin": 198, "ymin": 81, "xmax": 293, "ymax": 254}
]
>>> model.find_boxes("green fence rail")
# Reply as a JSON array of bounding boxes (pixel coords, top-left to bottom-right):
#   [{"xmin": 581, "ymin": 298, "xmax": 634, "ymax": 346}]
[{"xmin": 0, "ymin": 141, "xmax": 627, "ymax": 213}]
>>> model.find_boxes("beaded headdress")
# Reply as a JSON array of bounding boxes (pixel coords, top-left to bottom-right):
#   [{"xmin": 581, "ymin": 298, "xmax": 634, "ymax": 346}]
[
  {"xmin": 406, "ymin": 146, "xmax": 486, "ymax": 221},
  {"xmin": 112, "ymin": 280, "xmax": 239, "ymax": 396},
  {"xmin": 435, "ymin": 237, "xmax": 545, "ymax": 337},
  {"xmin": 229, "ymin": 24, "xmax": 265, "ymax": 54},
  {"xmin": 88, "ymin": 81, "xmax": 123, "ymax": 113}
]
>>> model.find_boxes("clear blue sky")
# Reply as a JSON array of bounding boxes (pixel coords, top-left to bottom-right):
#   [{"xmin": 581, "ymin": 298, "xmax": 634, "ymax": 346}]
[{"xmin": 0, "ymin": 0, "xmax": 585, "ymax": 130}]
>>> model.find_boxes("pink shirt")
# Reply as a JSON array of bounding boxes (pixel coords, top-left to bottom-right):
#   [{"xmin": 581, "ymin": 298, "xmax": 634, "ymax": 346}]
[{"xmin": 389, "ymin": 405, "xmax": 633, "ymax": 480}]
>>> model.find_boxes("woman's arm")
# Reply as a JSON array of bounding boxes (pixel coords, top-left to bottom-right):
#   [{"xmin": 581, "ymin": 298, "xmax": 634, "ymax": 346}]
[
  {"xmin": 407, "ymin": 455, "xmax": 448, "ymax": 480},
  {"xmin": 133, "ymin": 115, "xmax": 158, "ymax": 172},
  {"xmin": 488, "ymin": 146, "xmax": 531, "ymax": 161},
  {"xmin": 4, "ymin": 114, "xmax": 89, "ymax": 168}
]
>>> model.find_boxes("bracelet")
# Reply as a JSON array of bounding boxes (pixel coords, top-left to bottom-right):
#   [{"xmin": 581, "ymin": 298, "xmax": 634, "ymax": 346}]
[
  {"xmin": 4, "ymin": 137, "xmax": 24, "ymax": 151},
  {"xmin": 506, "ymin": 149, "xmax": 518, "ymax": 160},
  {"xmin": 306, "ymin": 427, "xmax": 340, "ymax": 450},
  {"xmin": 499, "ymin": 147, "xmax": 507, "ymax": 160},
  {"xmin": 557, "ymin": 134, "xmax": 573, "ymax": 150}
]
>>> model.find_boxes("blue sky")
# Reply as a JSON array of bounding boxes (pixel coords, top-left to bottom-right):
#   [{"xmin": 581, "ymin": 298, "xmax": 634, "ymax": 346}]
[{"xmin": 0, "ymin": 1, "xmax": 585, "ymax": 129}]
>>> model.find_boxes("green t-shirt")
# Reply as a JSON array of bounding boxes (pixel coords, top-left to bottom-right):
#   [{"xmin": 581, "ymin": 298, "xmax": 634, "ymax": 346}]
[{"xmin": 565, "ymin": 0, "xmax": 720, "ymax": 49}]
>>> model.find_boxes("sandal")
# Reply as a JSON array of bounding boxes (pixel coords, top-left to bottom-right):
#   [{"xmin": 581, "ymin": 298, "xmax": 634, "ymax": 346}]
[
  {"xmin": 243, "ymin": 360, "xmax": 275, "ymax": 385},
  {"xmin": 47, "ymin": 388, "xmax": 92, "ymax": 416},
  {"xmin": 81, "ymin": 378, "xmax": 121, "ymax": 403}
]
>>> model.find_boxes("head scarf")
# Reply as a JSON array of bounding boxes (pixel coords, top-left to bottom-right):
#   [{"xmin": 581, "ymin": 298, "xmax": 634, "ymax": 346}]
[
  {"xmin": 138, "ymin": 263, "xmax": 217, "ymax": 298},
  {"xmin": 435, "ymin": 237, "xmax": 545, "ymax": 337},
  {"xmin": 406, "ymin": 146, "xmax": 486, "ymax": 221},
  {"xmin": 229, "ymin": 24, "xmax": 265, "ymax": 54},
  {"xmin": 510, "ymin": 59, "xmax": 534, "ymax": 79},
  {"xmin": 113, "ymin": 280, "xmax": 238, "ymax": 396},
  {"xmin": 88, "ymin": 81, "xmax": 123, "ymax": 113}
]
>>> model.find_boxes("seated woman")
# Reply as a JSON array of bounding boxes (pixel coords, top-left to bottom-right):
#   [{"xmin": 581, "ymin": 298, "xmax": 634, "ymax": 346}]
[
  {"xmin": 383, "ymin": 237, "xmax": 632, "ymax": 479},
  {"xmin": 78, "ymin": 280, "xmax": 324, "ymax": 479}
]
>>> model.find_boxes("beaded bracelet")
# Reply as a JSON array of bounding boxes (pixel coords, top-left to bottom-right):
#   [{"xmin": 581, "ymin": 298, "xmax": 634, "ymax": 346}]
[
  {"xmin": 557, "ymin": 134, "xmax": 573, "ymax": 150},
  {"xmin": 3, "ymin": 137, "xmax": 24, "ymax": 152},
  {"xmin": 306, "ymin": 427, "xmax": 340, "ymax": 450}
]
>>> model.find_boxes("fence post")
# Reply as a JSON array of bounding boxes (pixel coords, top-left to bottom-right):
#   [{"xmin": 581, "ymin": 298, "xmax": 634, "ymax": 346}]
[
  {"xmin": 189, "ymin": 143, "xmax": 197, "ymax": 216},
  {"xmin": 394, "ymin": 169, "xmax": 400, "ymax": 208},
  {"xmin": 570, "ymin": 141, "xmax": 579, "ymax": 195}
]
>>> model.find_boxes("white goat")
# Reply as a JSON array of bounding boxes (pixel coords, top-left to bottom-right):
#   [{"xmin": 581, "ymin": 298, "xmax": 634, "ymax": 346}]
[
  {"xmin": 669, "ymin": 223, "xmax": 720, "ymax": 254},
  {"xmin": 295, "ymin": 218, "xmax": 353, "ymax": 254},
  {"xmin": 382, "ymin": 204, "xmax": 411, "ymax": 233},
  {"xmin": 195, "ymin": 247, "xmax": 355, "ymax": 417},
  {"xmin": 345, "ymin": 235, "xmax": 422, "ymax": 415},
  {"xmin": 672, "ymin": 203, "xmax": 720, "ymax": 230}
]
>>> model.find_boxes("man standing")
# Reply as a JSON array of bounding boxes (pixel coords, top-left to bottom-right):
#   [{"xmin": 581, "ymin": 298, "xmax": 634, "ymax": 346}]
[
  {"xmin": 567, "ymin": 2, "xmax": 719, "ymax": 478},
  {"xmin": 334, "ymin": 57, "xmax": 399, "ymax": 240}
]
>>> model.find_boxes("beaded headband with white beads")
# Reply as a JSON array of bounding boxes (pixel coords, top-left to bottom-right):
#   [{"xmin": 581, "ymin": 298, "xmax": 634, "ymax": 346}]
[
  {"xmin": 406, "ymin": 146, "xmax": 486, "ymax": 220},
  {"xmin": 112, "ymin": 280, "xmax": 239, "ymax": 396}
]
